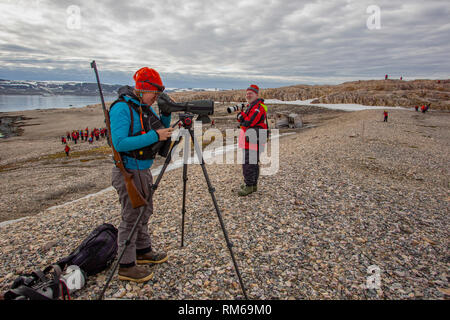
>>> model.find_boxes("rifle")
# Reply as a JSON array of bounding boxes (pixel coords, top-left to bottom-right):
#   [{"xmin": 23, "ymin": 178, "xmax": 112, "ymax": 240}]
[{"xmin": 90, "ymin": 60, "xmax": 148, "ymax": 209}]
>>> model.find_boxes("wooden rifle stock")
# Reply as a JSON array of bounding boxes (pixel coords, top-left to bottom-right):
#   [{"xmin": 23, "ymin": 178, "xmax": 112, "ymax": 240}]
[{"xmin": 91, "ymin": 60, "xmax": 148, "ymax": 209}]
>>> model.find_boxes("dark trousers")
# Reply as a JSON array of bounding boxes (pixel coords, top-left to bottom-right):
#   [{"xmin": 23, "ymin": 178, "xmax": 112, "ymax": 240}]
[
  {"xmin": 242, "ymin": 148, "xmax": 260, "ymax": 187},
  {"xmin": 384, "ymin": 116, "xmax": 388, "ymax": 122}
]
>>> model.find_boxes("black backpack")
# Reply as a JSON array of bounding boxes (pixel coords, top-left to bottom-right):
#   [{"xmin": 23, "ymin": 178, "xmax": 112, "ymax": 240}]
[{"xmin": 57, "ymin": 223, "xmax": 118, "ymax": 276}]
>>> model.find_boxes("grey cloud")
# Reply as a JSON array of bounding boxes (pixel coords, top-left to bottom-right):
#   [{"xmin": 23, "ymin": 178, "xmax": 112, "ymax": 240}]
[{"xmin": 0, "ymin": 0, "xmax": 448, "ymax": 88}]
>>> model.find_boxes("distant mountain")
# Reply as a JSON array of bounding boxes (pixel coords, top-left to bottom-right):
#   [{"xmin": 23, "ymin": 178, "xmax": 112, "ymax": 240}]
[
  {"xmin": 0, "ymin": 80, "xmax": 121, "ymax": 96},
  {"xmin": 0, "ymin": 80, "xmax": 225, "ymax": 96}
]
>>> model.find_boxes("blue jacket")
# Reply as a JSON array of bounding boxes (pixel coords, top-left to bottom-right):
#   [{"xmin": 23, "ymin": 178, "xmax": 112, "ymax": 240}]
[{"xmin": 109, "ymin": 93, "xmax": 171, "ymax": 170}]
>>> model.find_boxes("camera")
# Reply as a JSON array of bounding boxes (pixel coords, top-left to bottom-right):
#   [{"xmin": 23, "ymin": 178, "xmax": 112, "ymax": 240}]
[
  {"xmin": 157, "ymin": 93, "xmax": 214, "ymax": 123},
  {"xmin": 227, "ymin": 103, "xmax": 245, "ymax": 114}
]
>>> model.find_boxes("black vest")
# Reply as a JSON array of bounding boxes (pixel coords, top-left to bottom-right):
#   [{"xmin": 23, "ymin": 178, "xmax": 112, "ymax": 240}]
[{"xmin": 109, "ymin": 97, "xmax": 166, "ymax": 161}]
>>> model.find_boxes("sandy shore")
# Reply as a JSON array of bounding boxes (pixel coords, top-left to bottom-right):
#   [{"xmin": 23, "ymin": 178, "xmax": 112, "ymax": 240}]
[{"xmin": 0, "ymin": 103, "xmax": 448, "ymax": 300}]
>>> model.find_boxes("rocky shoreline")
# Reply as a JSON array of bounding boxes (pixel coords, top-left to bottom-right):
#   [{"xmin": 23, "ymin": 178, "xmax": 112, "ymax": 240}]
[{"xmin": 0, "ymin": 107, "xmax": 448, "ymax": 300}]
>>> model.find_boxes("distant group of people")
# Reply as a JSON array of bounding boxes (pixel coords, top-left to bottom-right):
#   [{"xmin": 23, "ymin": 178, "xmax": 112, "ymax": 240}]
[
  {"xmin": 383, "ymin": 103, "xmax": 431, "ymax": 123},
  {"xmin": 415, "ymin": 105, "xmax": 430, "ymax": 113},
  {"xmin": 61, "ymin": 127, "xmax": 108, "ymax": 156}
]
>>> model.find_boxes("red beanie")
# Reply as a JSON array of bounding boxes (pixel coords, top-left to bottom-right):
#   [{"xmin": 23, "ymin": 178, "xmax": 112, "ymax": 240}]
[
  {"xmin": 247, "ymin": 84, "xmax": 259, "ymax": 94},
  {"xmin": 133, "ymin": 67, "xmax": 165, "ymax": 93}
]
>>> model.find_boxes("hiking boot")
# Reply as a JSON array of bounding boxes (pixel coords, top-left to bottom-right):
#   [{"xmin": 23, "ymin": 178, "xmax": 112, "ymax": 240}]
[
  {"xmin": 240, "ymin": 184, "xmax": 257, "ymax": 191},
  {"xmin": 238, "ymin": 185, "xmax": 256, "ymax": 196},
  {"xmin": 136, "ymin": 251, "xmax": 168, "ymax": 265},
  {"xmin": 118, "ymin": 265, "xmax": 153, "ymax": 283}
]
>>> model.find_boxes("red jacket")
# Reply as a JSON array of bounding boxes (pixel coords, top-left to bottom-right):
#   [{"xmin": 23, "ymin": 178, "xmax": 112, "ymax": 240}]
[
  {"xmin": 65, "ymin": 145, "xmax": 70, "ymax": 152},
  {"xmin": 238, "ymin": 99, "xmax": 268, "ymax": 150}
]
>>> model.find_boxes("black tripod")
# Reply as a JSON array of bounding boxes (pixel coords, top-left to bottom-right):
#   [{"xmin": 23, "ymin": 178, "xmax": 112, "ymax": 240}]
[{"xmin": 99, "ymin": 113, "xmax": 248, "ymax": 300}]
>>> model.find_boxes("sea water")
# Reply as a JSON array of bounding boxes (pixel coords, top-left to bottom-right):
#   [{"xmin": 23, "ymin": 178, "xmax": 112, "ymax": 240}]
[{"xmin": 0, "ymin": 95, "xmax": 116, "ymax": 112}]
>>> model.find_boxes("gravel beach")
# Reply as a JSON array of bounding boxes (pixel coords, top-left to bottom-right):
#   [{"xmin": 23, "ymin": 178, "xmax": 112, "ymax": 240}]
[{"xmin": 0, "ymin": 107, "xmax": 448, "ymax": 300}]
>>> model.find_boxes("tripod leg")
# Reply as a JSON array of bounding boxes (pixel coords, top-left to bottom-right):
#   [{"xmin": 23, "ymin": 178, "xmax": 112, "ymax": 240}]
[
  {"xmin": 181, "ymin": 162, "xmax": 188, "ymax": 247},
  {"xmin": 188, "ymin": 128, "xmax": 249, "ymax": 300}
]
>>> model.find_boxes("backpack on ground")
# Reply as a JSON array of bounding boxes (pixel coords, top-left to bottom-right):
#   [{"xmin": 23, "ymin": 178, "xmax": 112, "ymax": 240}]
[{"xmin": 57, "ymin": 223, "xmax": 118, "ymax": 276}]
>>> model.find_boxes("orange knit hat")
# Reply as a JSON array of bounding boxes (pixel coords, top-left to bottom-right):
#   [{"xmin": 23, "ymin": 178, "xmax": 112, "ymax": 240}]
[{"xmin": 133, "ymin": 67, "xmax": 165, "ymax": 93}]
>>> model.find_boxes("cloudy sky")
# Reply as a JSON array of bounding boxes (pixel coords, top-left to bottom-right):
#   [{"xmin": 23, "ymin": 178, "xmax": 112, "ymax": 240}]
[{"xmin": 0, "ymin": 0, "xmax": 449, "ymax": 88}]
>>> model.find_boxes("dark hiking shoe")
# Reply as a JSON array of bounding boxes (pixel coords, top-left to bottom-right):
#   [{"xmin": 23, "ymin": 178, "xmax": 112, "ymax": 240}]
[
  {"xmin": 240, "ymin": 184, "xmax": 257, "ymax": 191},
  {"xmin": 137, "ymin": 251, "xmax": 168, "ymax": 265},
  {"xmin": 238, "ymin": 185, "xmax": 257, "ymax": 196},
  {"xmin": 118, "ymin": 265, "xmax": 153, "ymax": 283}
]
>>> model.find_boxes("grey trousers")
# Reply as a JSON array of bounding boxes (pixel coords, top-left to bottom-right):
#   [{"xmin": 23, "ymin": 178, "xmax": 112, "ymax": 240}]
[{"xmin": 112, "ymin": 167, "xmax": 153, "ymax": 266}]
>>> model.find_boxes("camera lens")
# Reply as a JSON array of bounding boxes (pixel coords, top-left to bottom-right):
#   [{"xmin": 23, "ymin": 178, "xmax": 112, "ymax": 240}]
[{"xmin": 227, "ymin": 105, "xmax": 239, "ymax": 113}]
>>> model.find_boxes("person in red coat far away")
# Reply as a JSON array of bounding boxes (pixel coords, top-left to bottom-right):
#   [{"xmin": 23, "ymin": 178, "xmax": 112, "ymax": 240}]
[
  {"xmin": 385, "ymin": 74, "xmax": 388, "ymax": 80},
  {"xmin": 64, "ymin": 144, "xmax": 70, "ymax": 157},
  {"xmin": 383, "ymin": 110, "xmax": 388, "ymax": 122},
  {"xmin": 400, "ymin": 76, "xmax": 403, "ymax": 80},
  {"xmin": 415, "ymin": 105, "xmax": 419, "ymax": 112}
]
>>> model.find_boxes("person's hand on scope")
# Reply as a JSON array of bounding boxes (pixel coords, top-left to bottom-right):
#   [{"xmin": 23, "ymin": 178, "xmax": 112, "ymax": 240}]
[{"xmin": 156, "ymin": 127, "xmax": 174, "ymax": 141}]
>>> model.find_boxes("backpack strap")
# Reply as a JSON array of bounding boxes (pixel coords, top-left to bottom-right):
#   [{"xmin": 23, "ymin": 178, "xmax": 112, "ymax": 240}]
[
  {"xmin": 110, "ymin": 98, "xmax": 134, "ymax": 137},
  {"xmin": 31, "ymin": 270, "xmax": 46, "ymax": 283},
  {"xmin": 43, "ymin": 265, "xmax": 63, "ymax": 299}
]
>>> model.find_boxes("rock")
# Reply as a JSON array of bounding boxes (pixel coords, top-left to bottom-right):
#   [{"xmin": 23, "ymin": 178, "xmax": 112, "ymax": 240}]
[
  {"xmin": 125, "ymin": 292, "xmax": 134, "ymax": 299},
  {"xmin": 113, "ymin": 288, "xmax": 126, "ymax": 299},
  {"xmin": 437, "ymin": 288, "xmax": 450, "ymax": 296},
  {"xmin": 399, "ymin": 225, "xmax": 413, "ymax": 234},
  {"xmin": 394, "ymin": 271, "xmax": 406, "ymax": 277},
  {"xmin": 423, "ymin": 237, "xmax": 438, "ymax": 245},
  {"xmin": 414, "ymin": 290, "xmax": 424, "ymax": 298},
  {"xmin": 40, "ymin": 241, "xmax": 58, "ymax": 253}
]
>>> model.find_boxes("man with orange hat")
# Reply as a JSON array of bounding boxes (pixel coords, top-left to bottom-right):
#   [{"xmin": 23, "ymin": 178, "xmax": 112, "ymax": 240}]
[
  {"xmin": 236, "ymin": 84, "xmax": 268, "ymax": 196},
  {"xmin": 109, "ymin": 67, "xmax": 174, "ymax": 283}
]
